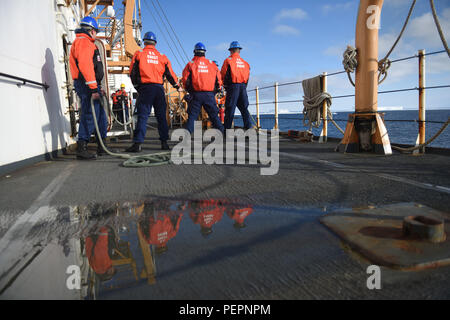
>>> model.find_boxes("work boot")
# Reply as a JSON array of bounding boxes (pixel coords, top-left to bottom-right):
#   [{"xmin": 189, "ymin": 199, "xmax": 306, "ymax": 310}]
[
  {"xmin": 161, "ymin": 140, "xmax": 170, "ymax": 150},
  {"xmin": 125, "ymin": 143, "xmax": 142, "ymax": 153},
  {"xmin": 76, "ymin": 140, "xmax": 96, "ymax": 160}
]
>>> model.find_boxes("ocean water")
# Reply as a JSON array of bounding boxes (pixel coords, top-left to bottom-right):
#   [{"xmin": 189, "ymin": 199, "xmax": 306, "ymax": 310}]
[{"xmin": 234, "ymin": 109, "xmax": 450, "ymax": 149}]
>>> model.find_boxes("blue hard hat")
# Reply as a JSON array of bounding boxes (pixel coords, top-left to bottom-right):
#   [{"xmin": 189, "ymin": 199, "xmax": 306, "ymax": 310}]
[
  {"xmin": 194, "ymin": 42, "xmax": 206, "ymax": 52},
  {"xmin": 143, "ymin": 31, "xmax": 157, "ymax": 43},
  {"xmin": 229, "ymin": 41, "xmax": 242, "ymax": 50},
  {"xmin": 80, "ymin": 16, "xmax": 99, "ymax": 32}
]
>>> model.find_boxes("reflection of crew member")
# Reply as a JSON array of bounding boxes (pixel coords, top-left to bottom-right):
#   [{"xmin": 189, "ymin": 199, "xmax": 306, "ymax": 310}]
[
  {"xmin": 227, "ymin": 206, "xmax": 253, "ymax": 229},
  {"xmin": 189, "ymin": 200, "xmax": 225, "ymax": 237},
  {"xmin": 138, "ymin": 202, "xmax": 183, "ymax": 254},
  {"xmin": 85, "ymin": 226, "xmax": 117, "ymax": 282}
]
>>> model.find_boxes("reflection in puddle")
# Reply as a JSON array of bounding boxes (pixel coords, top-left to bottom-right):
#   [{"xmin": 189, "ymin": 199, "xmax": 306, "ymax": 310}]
[
  {"xmin": 83, "ymin": 199, "xmax": 254, "ymax": 299},
  {"xmin": 0, "ymin": 199, "xmax": 325, "ymax": 300}
]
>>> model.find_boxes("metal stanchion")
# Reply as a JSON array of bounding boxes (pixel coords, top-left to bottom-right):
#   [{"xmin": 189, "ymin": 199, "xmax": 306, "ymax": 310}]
[
  {"xmin": 416, "ymin": 49, "xmax": 426, "ymax": 154},
  {"xmin": 255, "ymin": 86, "xmax": 260, "ymax": 129},
  {"xmin": 319, "ymin": 72, "xmax": 328, "ymax": 143},
  {"xmin": 274, "ymin": 82, "xmax": 279, "ymax": 130}
]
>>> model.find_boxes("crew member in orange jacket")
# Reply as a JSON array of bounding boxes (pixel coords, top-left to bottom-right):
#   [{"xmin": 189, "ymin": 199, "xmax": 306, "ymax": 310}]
[
  {"xmin": 111, "ymin": 90, "xmax": 118, "ymax": 108},
  {"xmin": 221, "ymin": 41, "xmax": 251, "ymax": 130},
  {"xmin": 69, "ymin": 16, "xmax": 108, "ymax": 160},
  {"xmin": 189, "ymin": 199, "xmax": 225, "ymax": 237},
  {"xmin": 116, "ymin": 84, "xmax": 129, "ymax": 123},
  {"xmin": 126, "ymin": 31, "xmax": 180, "ymax": 152},
  {"xmin": 181, "ymin": 43, "xmax": 224, "ymax": 134},
  {"xmin": 138, "ymin": 202, "xmax": 183, "ymax": 254},
  {"xmin": 111, "ymin": 90, "xmax": 120, "ymax": 120},
  {"xmin": 85, "ymin": 226, "xmax": 117, "ymax": 282}
]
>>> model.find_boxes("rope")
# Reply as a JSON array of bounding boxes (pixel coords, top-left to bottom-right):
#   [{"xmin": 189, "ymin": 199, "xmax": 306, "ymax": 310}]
[
  {"xmin": 302, "ymin": 76, "xmax": 332, "ymax": 129},
  {"xmin": 391, "ymin": 118, "xmax": 449, "ymax": 153},
  {"xmin": 342, "ymin": 45, "xmax": 357, "ymax": 87},
  {"xmin": 90, "ymin": 97, "xmax": 173, "ymax": 167},
  {"xmin": 342, "ymin": 1, "xmax": 416, "ymax": 86},
  {"xmin": 429, "ymin": 0, "xmax": 450, "ymax": 59},
  {"xmin": 248, "ymin": 112, "xmax": 259, "ymax": 129},
  {"xmin": 378, "ymin": 0, "xmax": 417, "ymax": 85},
  {"xmin": 111, "ymin": 100, "xmax": 133, "ymax": 126},
  {"xmin": 154, "ymin": 0, "xmax": 190, "ymax": 63},
  {"xmin": 327, "ymin": 109, "xmax": 345, "ymax": 135},
  {"xmin": 142, "ymin": 0, "xmax": 184, "ymax": 71},
  {"xmin": 150, "ymin": 0, "xmax": 189, "ymax": 65}
]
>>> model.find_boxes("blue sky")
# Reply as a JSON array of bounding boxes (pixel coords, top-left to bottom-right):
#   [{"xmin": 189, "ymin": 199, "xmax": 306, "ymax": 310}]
[{"xmin": 112, "ymin": 0, "xmax": 450, "ymax": 113}]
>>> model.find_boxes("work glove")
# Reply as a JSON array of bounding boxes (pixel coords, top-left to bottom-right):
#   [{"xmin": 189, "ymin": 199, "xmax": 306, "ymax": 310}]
[{"xmin": 92, "ymin": 92, "xmax": 101, "ymax": 100}]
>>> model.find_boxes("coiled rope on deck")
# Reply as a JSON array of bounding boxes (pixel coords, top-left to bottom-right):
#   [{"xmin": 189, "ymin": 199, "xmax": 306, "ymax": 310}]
[{"xmin": 91, "ymin": 96, "xmax": 172, "ymax": 167}]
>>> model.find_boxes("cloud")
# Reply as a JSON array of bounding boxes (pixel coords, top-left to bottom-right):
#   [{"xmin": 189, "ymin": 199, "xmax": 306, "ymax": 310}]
[
  {"xmin": 274, "ymin": 8, "xmax": 308, "ymax": 21},
  {"xmin": 322, "ymin": 2, "xmax": 355, "ymax": 14},
  {"xmin": 247, "ymin": 72, "xmax": 312, "ymax": 105},
  {"xmin": 405, "ymin": 9, "xmax": 450, "ymax": 49},
  {"xmin": 272, "ymin": 24, "xmax": 300, "ymax": 36},
  {"xmin": 323, "ymin": 44, "xmax": 349, "ymax": 57},
  {"xmin": 212, "ymin": 42, "xmax": 229, "ymax": 51},
  {"xmin": 427, "ymin": 53, "xmax": 450, "ymax": 74}
]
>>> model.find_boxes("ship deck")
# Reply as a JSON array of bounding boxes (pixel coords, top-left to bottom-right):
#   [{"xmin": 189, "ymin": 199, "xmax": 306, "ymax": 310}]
[{"xmin": 0, "ymin": 129, "xmax": 449, "ymax": 299}]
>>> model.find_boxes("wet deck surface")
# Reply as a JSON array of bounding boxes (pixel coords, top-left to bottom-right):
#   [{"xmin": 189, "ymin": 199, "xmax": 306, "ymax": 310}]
[{"xmin": 0, "ymin": 129, "xmax": 449, "ymax": 299}]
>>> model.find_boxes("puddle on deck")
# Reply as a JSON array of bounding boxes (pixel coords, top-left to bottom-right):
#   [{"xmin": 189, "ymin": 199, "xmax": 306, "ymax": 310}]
[{"xmin": 0, "ymin": 199, "xmax": 342, "ymax": 299}]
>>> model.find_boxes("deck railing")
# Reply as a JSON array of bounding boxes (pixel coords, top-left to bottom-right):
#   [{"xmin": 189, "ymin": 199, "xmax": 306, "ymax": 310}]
[
  {"xmin": 0, "ymin": 72, "xmax": 49, "ymax": 90},
  {"xmin": 246, "ymin": 49, "xmax": 449, "ymax": 151}
]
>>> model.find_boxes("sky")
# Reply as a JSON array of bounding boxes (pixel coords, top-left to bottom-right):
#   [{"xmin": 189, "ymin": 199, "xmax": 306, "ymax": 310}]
[{"xmin": 111, "ymin": 0, "xmax": 450, "ymax": 113}]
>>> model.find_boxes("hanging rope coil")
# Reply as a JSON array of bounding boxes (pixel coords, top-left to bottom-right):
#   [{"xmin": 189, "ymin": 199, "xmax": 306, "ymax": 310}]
[
  {"xmin": 302, "ymin": 92, "xmax": 332, "ymax": 129},
  {"xmin": 342, "ymin": 45, "xmax": 357, "ymax": 87},
  {"xmin": 377, "ymin": 58, "xmax": 391, "ymax": 85},
  {"xmin": 302, "ymin": 76, "xmax": 332, "ymax": 129}
]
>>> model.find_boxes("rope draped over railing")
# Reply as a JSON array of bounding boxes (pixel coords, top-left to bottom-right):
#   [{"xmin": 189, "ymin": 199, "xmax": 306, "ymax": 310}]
[
  {"xmin": 242, "ymin": 47, "xmax": 449, "ymax": 150},
  {"xmin": 247, "ymin": 50, "xmax": 447, "ymax": 96},
  {"xmin": 377, "ymin": 0, "xmax": 417, "ymax": 85},
  {"xmin": 247, "ymin": 83, "xmax": 450, "ymax": 106}
]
